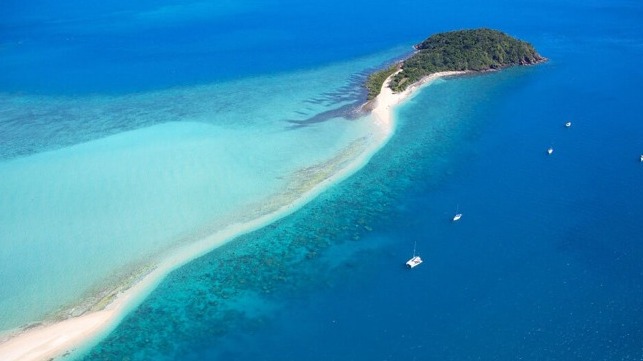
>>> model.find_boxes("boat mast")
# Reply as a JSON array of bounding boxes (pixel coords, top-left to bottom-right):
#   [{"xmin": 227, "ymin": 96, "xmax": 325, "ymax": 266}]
[{"xmin": 413, "ymin": 240, "xmax": 417, "ymax": 257}]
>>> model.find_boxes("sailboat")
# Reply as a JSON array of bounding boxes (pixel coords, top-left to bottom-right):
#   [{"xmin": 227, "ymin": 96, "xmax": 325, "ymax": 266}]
[
  {"xmin": 452, "ymin": 204, "xmax": 462, "ymax": 222},
  {"xmin": 406, "ymin": 241, "xmax": 423, "ymax": 268}
]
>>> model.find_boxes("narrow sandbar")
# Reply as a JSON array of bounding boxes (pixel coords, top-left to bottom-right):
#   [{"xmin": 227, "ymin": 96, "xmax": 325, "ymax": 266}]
[{"xmin": 0, "ymin": 70, "xmax": 464, "ymax": 361}]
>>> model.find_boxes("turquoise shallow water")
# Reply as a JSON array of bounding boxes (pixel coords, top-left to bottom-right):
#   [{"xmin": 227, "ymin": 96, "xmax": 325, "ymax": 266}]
[
  {"xmin": 0, "ymin": 47, "xmax": 405, "ymax": 330},
  {"xmin": 1, "ymin": 0, "xmax": 643, "ymax": 359}
]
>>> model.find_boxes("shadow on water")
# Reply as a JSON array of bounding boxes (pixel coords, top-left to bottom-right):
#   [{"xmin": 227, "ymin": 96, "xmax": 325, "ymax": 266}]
[
  {"xmin": 284, "ymin": 102, "xmax": 367, "ymax": 129},
  {"xmin": 283, "ymin": 71, "xmax": 370, "ymax": 128}
]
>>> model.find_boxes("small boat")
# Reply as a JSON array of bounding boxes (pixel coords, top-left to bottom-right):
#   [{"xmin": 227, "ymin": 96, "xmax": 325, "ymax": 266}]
[
  {"xmin": 565, "ymin": 121, "xmax": 572, "ymax": 128},
  {"xmin": 547, "ymin": 147, "xmax": 554, "ymax": 155},
  {"xmin": 452, "ymin": 205, "xmax": 462, "ymax": 222},
  {"xmin": 640, "ymin": 154, "xmax": 643, "ymax": 162},
  {"xmin": 406, "ymin": 241, "xmax": 423, "ymax": 268},
  {"xmin": 406, "ymin": 255, "xmax": 423, "ymax": 268}
]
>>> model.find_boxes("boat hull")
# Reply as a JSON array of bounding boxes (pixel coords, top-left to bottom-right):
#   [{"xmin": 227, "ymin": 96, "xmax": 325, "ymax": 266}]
[{"xmin": 406, "ymin": 256, "xmax": 423, "ymax": 268}]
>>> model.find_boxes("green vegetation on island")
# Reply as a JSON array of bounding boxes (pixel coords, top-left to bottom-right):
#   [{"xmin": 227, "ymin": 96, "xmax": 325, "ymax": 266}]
[
  {"xmin": 365, "ymin": 64, "xmax": 398, "ymax": 100},
  {"xmin": 366, "ymin": 28, "xmax": 545, "ymax": 99}
]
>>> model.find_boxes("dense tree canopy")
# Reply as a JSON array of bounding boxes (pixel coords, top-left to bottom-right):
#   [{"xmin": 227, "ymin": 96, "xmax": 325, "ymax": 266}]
[
  {"xmin": 389, "ymin": 28, "xmax": 544, "ymax": 92},
  {"xmin": 366, "ymin": 28, "xmax": 545, "ymax": 98}
]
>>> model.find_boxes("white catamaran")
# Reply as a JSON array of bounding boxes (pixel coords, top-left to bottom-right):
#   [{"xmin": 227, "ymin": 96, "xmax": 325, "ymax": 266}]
[{"xmin": 406, "ymin": 241, "xmax": 423, "ymax": 268}]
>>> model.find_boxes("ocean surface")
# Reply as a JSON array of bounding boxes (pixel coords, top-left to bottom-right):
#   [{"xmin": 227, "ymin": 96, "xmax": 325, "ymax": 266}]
[{"xmin": 1, "ymin": 0, "xmax": 642, "ymax": 360}]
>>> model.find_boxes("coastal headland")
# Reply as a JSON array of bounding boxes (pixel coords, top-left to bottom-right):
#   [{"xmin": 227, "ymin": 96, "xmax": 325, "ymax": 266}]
[{"xmin": 0, "ymin": 28, "xmax": 544, "ymax": 361}]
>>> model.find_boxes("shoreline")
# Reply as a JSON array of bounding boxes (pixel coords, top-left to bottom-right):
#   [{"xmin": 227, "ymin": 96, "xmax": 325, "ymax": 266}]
[
  {"xmin": 0, "ymin": 70, "xmax": 464, "ymax": 361},
  {"xmin": 370, "ymin": 70, "xmax": 467, "ymax": 127}
]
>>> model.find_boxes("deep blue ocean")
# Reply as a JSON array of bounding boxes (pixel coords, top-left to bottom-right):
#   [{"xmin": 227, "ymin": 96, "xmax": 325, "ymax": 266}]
[{"xmin": 2, "ymin": 0, "xmax": 642, "ymax": 360}]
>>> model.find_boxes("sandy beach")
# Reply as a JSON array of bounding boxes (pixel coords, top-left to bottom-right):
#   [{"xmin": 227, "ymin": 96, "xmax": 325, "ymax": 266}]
[
  {"xmin": 370, "ymin": 70, "xmax": 466, "ymax": 130},
  {"xmin": 0, "ymin": 70, "xmax": 464, "ymax": 361}
]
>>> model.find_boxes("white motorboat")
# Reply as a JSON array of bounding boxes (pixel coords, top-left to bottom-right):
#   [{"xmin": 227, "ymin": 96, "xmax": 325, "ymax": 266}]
[
  {"xmin": 565, "ymin": 121, "xmax": 572, "ymax": 127},
  {"xmin": 547, "ymin": 147, "xmax": 554, "ymax": 155}
]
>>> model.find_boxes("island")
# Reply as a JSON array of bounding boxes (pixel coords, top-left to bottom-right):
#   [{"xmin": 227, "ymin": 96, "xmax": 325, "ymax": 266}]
[{"xmin": 366, "ymin": 28, "xmax": 546, "ymax": 100}]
